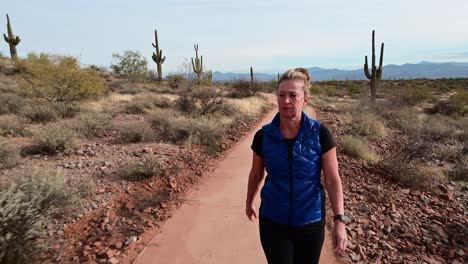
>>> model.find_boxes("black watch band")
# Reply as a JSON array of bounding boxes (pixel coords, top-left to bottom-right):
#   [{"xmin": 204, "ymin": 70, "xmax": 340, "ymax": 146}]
[{"xmin": 333, "ymin": 214, "xmax": 347, "ymax": 223}]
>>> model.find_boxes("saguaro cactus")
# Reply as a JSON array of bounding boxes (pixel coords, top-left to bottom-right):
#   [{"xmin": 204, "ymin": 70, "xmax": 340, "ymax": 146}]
[
  {"xmin": 3, "ymin": 14, "xmax": 21, "ymax": 60},
  {"xmin": 151, "ymin": 30, "xmax": 166, "ymax": 82},
  {"xmin": 364, "ymin": 30, "xmax": 384, "ymax": 100},
  {"xmin": 191, "ymin": 44, "xmax": 203, "ymax": 80},
  {"xmin": 250, "ymin": 66, "xmax": 254, "ymax": 86}
]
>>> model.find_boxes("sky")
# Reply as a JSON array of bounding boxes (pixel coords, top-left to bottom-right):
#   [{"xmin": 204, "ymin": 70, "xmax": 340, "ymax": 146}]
[{"xmin": 1, "ymin": 0, "xmax": 468, "ymax": 74}]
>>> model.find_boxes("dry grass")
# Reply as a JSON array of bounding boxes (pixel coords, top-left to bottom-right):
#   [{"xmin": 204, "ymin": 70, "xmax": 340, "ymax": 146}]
[
  {"xmin": 343, "ymin": 107, "xmax": 387, "ymax": 139},
  {"xmin": 0, "ymin": 115, "xmax": 29, "ymax": 137},
  {"xmin": 118, "ymin": 154, "xmax": 162, "ymax": 181},
  {"xmin": 0, "ymin": 139, "xmax": 20, "ymax": 169},
  {"xmin": 225, "ymin": 95, "xmax": 268, "ymax": 118},
  {"xmin": 341, "ymin": 135, "xmax": 380, "ymax": 164}
]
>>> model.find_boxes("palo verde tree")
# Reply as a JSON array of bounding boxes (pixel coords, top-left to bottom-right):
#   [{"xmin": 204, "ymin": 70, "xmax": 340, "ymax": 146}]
[
  {"xmin": 151, "ymin": 30, "xmax": 165, "ymax": 83},
  {"xmin": 111, "ymin": 50, "xmax": 148, "ymax": 82},
  {"xmin": 3, "ymin": 14, "xmax": 21, "ymax": 60},
  {"xmin": 191, "ymin": 44, "xmax": 203, "ymax": 80},
  {"xmin": 364, "ymin": 30, "xmax": 384, "ymax": 100},
  {"xmin": 18, "ymin": 53, "xmax": 105, "ymax": 103}
]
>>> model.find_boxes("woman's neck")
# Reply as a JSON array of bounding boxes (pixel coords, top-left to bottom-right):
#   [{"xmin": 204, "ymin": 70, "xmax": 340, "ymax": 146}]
[{"xmin": 279, "ymin": 115, "xmax": 302, "ymax": 139}]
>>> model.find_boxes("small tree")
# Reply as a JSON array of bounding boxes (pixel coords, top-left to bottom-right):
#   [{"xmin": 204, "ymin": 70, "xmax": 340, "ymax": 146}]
[
  {"xmin": 18, "ymin": 53, "xmax": 105, "ymax": 103},
  {"xmin": 111, "ymin": 50, "xmax": 148, "ymax": 82}
]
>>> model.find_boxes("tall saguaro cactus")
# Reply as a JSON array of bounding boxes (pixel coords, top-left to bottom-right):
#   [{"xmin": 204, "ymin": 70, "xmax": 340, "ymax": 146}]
[
  {"xmin": 191, "ymin": 44, "xmax": 203, "ymax": 80},
  {"xmin": 3, "ymin": 14, "xmax": 21, "ymax": 60},
  {"xmin": 250, "ymin": 66, "xmax": 254, "ymax": 86},
  {"xmin": 151, "ymin": 30, "xmax": 166, "ymax": 82},
  {"xmin": 364, "ymin": 30, "xmax": 384, "ymax": 100}
]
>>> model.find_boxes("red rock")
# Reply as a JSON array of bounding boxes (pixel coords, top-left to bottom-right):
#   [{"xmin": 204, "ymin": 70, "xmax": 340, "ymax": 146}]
[
  {"xmin": 440, "ymin": 192, "xmax": 454, "ymax": 201},
  {"xmin": 98, "ymin": 188, "xmax": 106, "ymax": 194},
  {"xmin": 114, "ymin": 242, "xmax": 123, "ymax": 250}
]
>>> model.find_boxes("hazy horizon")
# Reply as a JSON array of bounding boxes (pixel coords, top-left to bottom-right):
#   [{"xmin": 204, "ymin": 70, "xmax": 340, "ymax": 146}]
[{"xmin": 2, "ymin": 0, "xmax": 468, "ymax": 73}]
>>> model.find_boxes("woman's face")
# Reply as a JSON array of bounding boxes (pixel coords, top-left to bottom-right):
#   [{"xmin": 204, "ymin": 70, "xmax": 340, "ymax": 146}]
[{"xmin": 277, "ymin": 79, "xmax": 308, "ymax": 119}]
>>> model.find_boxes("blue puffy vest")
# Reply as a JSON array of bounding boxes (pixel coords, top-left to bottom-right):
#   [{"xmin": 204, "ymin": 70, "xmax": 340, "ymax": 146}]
[{"xmin": 260, "ymin": 112, "xmax": 325, "ymax": 227}]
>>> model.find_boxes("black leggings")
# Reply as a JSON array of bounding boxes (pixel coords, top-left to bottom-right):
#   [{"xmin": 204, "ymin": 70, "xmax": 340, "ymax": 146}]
[{"xmin": 259, "ymin": 216, "xmax": 325, "ymax": 264}]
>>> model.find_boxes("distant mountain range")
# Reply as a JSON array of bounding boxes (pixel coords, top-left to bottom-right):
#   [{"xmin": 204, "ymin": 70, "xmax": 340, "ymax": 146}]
[{"xmin": 212, "ymin": 61, "xmax": 468, "ymax": 82}]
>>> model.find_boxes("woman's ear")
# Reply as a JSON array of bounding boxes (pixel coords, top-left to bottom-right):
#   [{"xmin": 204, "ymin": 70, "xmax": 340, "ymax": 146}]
[{"xmin": 304, "ymin": 95, "xmax": 309, "ymax": 105}]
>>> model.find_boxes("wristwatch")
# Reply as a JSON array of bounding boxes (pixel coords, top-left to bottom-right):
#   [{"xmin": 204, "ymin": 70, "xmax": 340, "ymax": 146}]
[{"xmin": 333, "ymin": 214, "xmax": 349, "ymax": 223}]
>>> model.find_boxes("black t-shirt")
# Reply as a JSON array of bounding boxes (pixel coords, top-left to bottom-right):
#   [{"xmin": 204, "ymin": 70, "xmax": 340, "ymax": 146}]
[{"xmin": 251, "ymin": 124, "xmax": 336, "ymax": 158}]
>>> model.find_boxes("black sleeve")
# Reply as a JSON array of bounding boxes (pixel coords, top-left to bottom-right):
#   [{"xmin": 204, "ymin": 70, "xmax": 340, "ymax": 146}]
[
  {"xmin": 319, "ymin": 124, "xmax": 336, "ymax": 154},
  {"xmin": 251, "ymin": 128, "xmax": 263, "ymax": 158}
]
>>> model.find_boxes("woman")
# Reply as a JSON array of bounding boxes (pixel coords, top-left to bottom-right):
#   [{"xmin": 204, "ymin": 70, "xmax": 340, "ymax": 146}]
[{"xmin": 245, "ymin": 68, "xmax": 347, "ymax": 264}]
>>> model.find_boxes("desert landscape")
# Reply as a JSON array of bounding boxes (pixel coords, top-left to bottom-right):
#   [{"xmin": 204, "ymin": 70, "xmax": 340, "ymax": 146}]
[{"xmin": 1, "ymin": 2, "xmax": 467, "ymax": 264}]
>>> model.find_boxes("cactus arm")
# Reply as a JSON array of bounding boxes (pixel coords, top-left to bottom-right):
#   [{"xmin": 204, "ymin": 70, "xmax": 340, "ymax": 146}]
[
  {"xmin": 364, "ymin": 56, "xmax": 371, "ymax": 79},
  {"xmin": 3, "ymin": 33, "xmax": 8, "ymax": 43},
  {"xmin": 377, "ymin": 43, "xmax": 384, "ymax": 79}
]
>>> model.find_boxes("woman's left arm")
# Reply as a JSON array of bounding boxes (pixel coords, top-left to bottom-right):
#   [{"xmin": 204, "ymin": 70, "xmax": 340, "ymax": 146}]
[{"xmin": 322, "ymin": 147, "xmax": 347, "ymax": 255}]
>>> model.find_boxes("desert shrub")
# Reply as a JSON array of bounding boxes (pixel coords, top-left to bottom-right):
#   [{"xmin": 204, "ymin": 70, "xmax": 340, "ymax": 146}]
[
  {"xmin": 174, "ymin": 84, "xmax": 224, "ymax": 116},
  {"xmin": 0, "ymin": 139, "xmax": 20, "ymax": 169},
  {"xmin": 380, "ymin": 134, "xmax": 441, "ymax": 189},
  {"xmin": 0, "ymin": 115, "xmax": 28, "ymax": 137},
  {"xmin": 118, "ymin": 154, "xmax": 162, "ymax": 181},
  {"xmin": 72, "ymin": 112, "xmax": 113, "ymax": 139},
  {"xmin": 228, "ymin": 80, "xmax": 260, "ymax": 98},
  {"xmin": 187, "ymin": 117, "xmax": 224, "ymax": 152},
  {"xmin": 347, "ymin": 82, "xmax": 361, "ymax": 95},
  {"xmin": 421, "ymin": 115, "xmax": 457, "ymax": 141},
  {"xmin": 133, "ymin": 94, "xmax": 173, "ymax": 109},
  {"xmin": 431, "ymin": 91, "xmax": 468, "ymax": 116},
  {"xmin": 394, "ymin": 108, "xmax": 422, "ymax": 134},
  {"xmin": 166, "ymin": 74, "xmax": 187, "ymax": 89},
  {"xmin": 53, "ymin": 102, "xmax": 81, "ymax": 118},
  {"xmin": 19, "ymin": 102, "xmax": 58, "ymax": 124},
  {"xmin": 117, "ymin": 86, "xmax": 142, "ymax": 95},
  {"xmin": 0, "ymin": 93, "xmax": 26, "ymax": 115},
  {"xmin": 400, "ymin": 85, "xmax": 433, "ymax": 105},
  {"xmin": 324, "ymin": 86, "xmax": 338, "ymax": 97},
  {"xmin": 149, "ymin": 109, "xmax": 224, "ymax": 151},
  {"xmin": 341, "ymin": 135, "xmax": 379, "ymax": 163},
  {"xmin": 116, "ymin": 121, "xmax": 155, "ymax": 143},
  {"xmin": 0, "ymin": 169, "xmax": 81, "ymax": 263},
  {"xmin": 448, "ymin": 158, "xmax": 468, "ymax": 182},
  {"xmin": 123, "ymin": 100, "xmax": 152, "ymax": 114},
  {"xmin": 25, "ymin": 125, "xmax": 76, "ymax": 155},
  {"xmin": 345, "ymin": 109, "xmax": 387, "ymax": 139},
  {"xmin": 18, "ymin": 53, "xmax": 105, "ymax": 103},
  {"xmin": 149, "ymin": 110, "xmax": 192, "ymax": 142},
  {"xmin": 310, "ymin": 84, "xmax": 326, "ymax": 95},
  {"xmin": 395, "ymin": 165, "xmax": 445, "ymax": 190},
  {"xmin": 110, "ymin": 50, "xmax": 148, "ymax": 82}
]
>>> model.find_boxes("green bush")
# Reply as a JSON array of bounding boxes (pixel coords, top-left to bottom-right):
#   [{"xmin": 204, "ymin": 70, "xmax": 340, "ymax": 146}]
[
  {"xmin": 400, "ymin": 85, "xmax": 433, "ymax": 105},
  {"xmin": 116, "ymin": 121, "xmax": 155, "ymax": 143},
  {"xmin": 341, "ymin": 135, "xmax": 379, "ymax": 163},
  {"xmin": 175, "ymin": 86, "xmax": 224, "ymax": 116},
  {"xmin": 118, "ymin": 154, "xmax": 162, "ymax": 181},
  {"xmin": 0, "ymin": 115, "xmax": 28, "ymax": 137},
  {"xmin": 18, "ymin": 53, "xmax": 105, "ymax": 103},
  {"xmin": 0, "ymin": 139, "xmax": 20, "ymax": 169},
  {"xmin": 110, "ymin": 50, "xmax": 148, "ymax": 82},
  {"xmin": 0, "ymin": 169, "xmax": 81, "ymax": 263},
  {"xmin": 26, "ymin": 125, "xmax": 76, "ymax": 155},
  {"xmin": 347, "ymin": 82, "xmax": 361, "ymax": 95}
]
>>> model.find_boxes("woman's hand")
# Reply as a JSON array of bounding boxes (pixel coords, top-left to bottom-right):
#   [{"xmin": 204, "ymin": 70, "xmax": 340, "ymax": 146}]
[
  {"xmin": 245, "ymin": 202, "xmax": 258, "ymax": 222},
  {"xmin": 332, "ymin": 221, "xmax": 347, "ymax": 255}
]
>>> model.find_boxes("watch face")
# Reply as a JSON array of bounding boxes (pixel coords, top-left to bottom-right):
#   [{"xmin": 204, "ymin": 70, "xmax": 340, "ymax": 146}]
[{"xmin": 334, "ymin": 214, "xmax": 349, "ymax": 223}]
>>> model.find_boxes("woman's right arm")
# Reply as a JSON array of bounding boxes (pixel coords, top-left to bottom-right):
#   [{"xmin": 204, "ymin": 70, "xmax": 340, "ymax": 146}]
[{"xmin": 245, "ymin": 152, "xmax": 265, "ymax": 222}]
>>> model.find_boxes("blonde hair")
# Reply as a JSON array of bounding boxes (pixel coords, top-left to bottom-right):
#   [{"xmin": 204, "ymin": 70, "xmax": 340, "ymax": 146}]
[{"xmin": 277, "ymin": 67, "xmax": 312, "ymax": 97}]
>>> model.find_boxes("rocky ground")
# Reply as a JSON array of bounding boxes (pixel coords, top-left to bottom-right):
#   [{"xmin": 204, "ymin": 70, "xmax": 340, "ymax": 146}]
[
  {"xmin": 0, "ymin": 104, "xmax": 273, "ymax": 264},
  {"xmin": 317, "ymin": 106, "xmax": 467, "ymax": 264}
]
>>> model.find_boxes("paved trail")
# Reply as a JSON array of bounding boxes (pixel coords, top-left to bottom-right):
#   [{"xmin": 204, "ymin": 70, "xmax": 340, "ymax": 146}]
[{"xmin": 134, "ymin": 103, "xmax": 339, "ymax": 264}]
